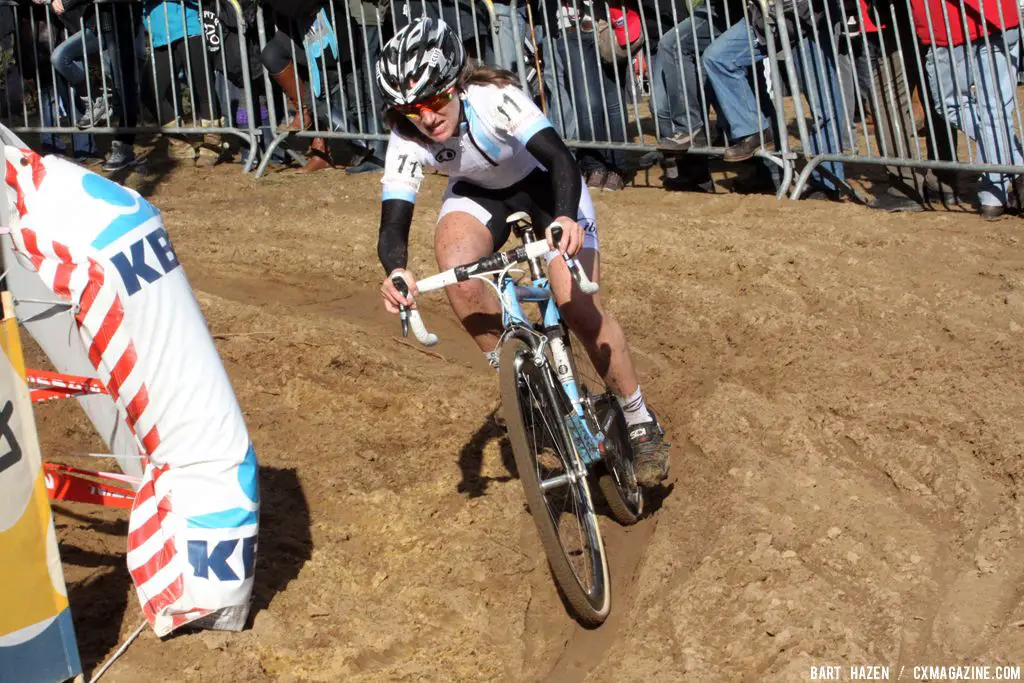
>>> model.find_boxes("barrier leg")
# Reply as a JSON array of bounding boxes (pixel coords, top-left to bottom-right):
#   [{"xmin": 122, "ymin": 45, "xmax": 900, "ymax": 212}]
[{"xmin": 791, "ymin": 157, "xmax": 821, "ymax": 199}]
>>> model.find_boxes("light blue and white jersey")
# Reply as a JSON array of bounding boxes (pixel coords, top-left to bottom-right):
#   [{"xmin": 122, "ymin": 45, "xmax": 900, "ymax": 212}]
[{"xmin": 380, "ymin": 83, "xmax": 553, "ymax": 204}]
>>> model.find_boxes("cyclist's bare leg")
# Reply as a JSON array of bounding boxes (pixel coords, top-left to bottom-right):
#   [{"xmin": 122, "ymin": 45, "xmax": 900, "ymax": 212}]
[
  {"xmin": 434, "ymin": 211, "xmax": 503, "ymax": 353},
  {"xmin": 550, "ymin": 248, "xmax": 669, "ymax": 486},
  {"xmin": 548, "ymin": 248, "xmax": 639, "ymax": 399}
]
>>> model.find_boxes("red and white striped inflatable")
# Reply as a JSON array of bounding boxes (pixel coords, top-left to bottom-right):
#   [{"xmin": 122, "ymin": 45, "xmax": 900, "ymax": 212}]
[{"xmin": 3, "ymin": 147, "xmax": 259, "ymax": 637}]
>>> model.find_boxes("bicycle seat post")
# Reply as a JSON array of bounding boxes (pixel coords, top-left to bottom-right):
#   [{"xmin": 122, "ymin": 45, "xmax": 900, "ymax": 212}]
[{"xmin": 507, "ymin": 212, "xmax": 545, "ymax": 282}]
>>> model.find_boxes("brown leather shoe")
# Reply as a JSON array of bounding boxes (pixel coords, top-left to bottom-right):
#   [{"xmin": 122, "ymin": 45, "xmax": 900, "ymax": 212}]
[{"xmin": 723, "ymin": 128, "xmax": 774, "ymax": 162}]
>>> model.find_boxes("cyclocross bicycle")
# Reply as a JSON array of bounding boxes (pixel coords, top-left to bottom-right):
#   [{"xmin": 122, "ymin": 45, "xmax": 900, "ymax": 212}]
[{"xmin": 392, "ymin": 212, "xmax": 644, "ymax": 625}]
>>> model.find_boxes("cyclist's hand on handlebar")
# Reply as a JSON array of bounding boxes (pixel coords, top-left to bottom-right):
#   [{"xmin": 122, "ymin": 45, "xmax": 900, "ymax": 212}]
[
  {"xmin": 381, "ymin": 269, "xmax": 418, "ymax": 314},
  {"xmin": 546, "ymin": 216, "xmax": 584, "ymax": 258}
]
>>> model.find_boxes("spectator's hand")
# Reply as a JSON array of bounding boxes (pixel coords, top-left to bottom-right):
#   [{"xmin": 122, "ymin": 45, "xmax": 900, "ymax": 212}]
[
  {"xmin": 546, "ymin": 216, "xmax": 583, "ymax": 258},
  {"xmin": 52, "ymin": 0, "xmax": 65, "ymax": 14},
  {"xmin": 381, "ymin": 268, "xmax": 418, "ymax": 314}
]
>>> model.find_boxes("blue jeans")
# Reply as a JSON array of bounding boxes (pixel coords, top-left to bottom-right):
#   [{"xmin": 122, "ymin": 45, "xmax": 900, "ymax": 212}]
[
  {"xmin": 39, "ymin": 83, "xmax": 97, "ymax": 156},
  {"xmin": 652, "ymin": 5, "xmax": 721, "ymax": 138},
  {"xmin": 925, "ymin": 28, "xmax": 1023, "ymax": 207},
  {"xmin": 702, "ymin": 19, "xmax": 770, "ymax": 138},
  {"xmin": 51, "ymin": 28, "xmax": 113, "ymax": 88},
  {"xmin": 703, "ymin": 18, "xmax": 846, "ymax": 190},
  {"xmin": 552, "ymin": 28, "xmax": 628, "ymax": 171},
  {"xmin": 532, "ymin": 21, "xmax": 577, "ymax": 140},
  {"xmin": 491, "ymin": 2, "xmax": 526, "ymax": 72},
  {"xmin": 792, "ymin": 34, "xmax": 848, "ymax": 189}
]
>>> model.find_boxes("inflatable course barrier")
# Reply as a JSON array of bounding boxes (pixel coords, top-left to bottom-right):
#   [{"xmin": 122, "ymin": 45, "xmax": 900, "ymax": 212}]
[{"xmin": 0, "ymin": 126, "xmax": 260, "ymax": 639}]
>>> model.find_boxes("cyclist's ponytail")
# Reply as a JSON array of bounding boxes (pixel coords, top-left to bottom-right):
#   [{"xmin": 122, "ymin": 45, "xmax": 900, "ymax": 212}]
[{"xmin": 456, "ymin": 61, "xmax": 522, "ymax": 91}]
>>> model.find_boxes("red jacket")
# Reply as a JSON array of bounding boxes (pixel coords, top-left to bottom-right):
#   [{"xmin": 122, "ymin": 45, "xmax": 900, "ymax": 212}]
[
  {"xmin": 857, "ymin": 0, "xmax": 883, "ymax": 33},
  {"xmin": 911, "ymin": 0, "xmax": 1020, "ymax": 46}
]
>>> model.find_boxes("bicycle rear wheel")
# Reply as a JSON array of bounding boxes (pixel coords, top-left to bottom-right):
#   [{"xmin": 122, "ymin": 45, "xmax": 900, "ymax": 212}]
[
  {"xmin": 561, "ymin": 328, "xmax": 644, "ymax": 525},
  {"xmin": 499, "ymin": 336, "xmax": 611, "ymax": 625}
]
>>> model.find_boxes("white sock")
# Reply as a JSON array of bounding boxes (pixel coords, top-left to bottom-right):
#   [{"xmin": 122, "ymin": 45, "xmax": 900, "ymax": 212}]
[
  {"xmin": 616, "ymin": 386, "xmax": 652, "ymax": 426},
  {"xmin": 484, "ymin": 349, "xmax": 500, "ymax": 372}
]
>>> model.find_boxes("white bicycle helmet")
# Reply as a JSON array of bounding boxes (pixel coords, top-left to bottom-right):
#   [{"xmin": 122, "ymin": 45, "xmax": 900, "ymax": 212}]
[{"xmin": 376, "ymin": 17, "xmax": 465, "ymax": 106}]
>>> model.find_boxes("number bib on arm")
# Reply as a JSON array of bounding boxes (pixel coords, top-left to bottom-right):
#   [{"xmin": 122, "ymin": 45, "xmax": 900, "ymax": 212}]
[{"xmin": 379, "ymin": 82, "xmax": 555, "ymax": 205}]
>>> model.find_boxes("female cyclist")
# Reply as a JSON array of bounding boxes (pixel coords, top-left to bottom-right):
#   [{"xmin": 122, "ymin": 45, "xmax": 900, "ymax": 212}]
[{"xmin": 374, "ymin": 17, "xmax": 670, "ymax": 487}]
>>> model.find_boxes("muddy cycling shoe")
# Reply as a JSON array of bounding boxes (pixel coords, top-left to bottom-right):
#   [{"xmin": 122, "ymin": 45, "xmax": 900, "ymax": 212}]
[{"xmin": 629, "ymin": 418, "xmax": 670, "ymax": 487}]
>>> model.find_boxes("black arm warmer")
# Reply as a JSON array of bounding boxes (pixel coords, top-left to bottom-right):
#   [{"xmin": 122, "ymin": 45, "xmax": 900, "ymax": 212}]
[
  {"xmin": 377, "ymin": 199, "xmax": 415, "ymax": 274},
  {"xmin": 525, "ymin": 127, "xmax": 582, "ymax": 220}
]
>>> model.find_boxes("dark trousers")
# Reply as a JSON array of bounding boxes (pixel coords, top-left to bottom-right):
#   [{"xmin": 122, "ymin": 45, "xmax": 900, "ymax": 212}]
[{"xmin": 145, "ymin": 35, "xmax": 216, "ymax": 123}]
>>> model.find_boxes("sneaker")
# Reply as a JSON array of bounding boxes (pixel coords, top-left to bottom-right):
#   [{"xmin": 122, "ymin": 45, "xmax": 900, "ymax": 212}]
[
  {"xmin": 77, "ymin": 94, "xmax": 111, "ymax": 129},
  {"xmin": 102, "ymin": 141, "xmax": 135, "ymax": 172},
  {"xmin": 603, "ymin": 169, "xmax": 626, "ymax": 191},
  {"xmin": 629, "ymin": 417, "xmax": 670, "ymax": 487},
  {"xmin": 659, "ymin": 129, "xmax": 708, "ymax": 152},
  {"xmin": 194, "ymin": 145, "xmax": 225, "ymax": 168}
]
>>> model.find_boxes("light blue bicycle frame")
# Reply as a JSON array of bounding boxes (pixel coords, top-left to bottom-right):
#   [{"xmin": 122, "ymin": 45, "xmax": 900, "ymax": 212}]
[{"xmin": 497, "ymin": 273, "xmax": 605, "ymax": 468}]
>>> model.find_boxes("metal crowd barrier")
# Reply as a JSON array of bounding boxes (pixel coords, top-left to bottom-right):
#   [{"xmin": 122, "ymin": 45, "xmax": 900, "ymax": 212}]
[
  {"xmin": 0, "ymin": 0, "xmax": 258, "ymax": 171},
  {"xmin": 767, "ymin": 0, "xmax": 1024, "ymax": 204},
  {"xmin": 237, "ymin": 0, "xmax": 795, "ymax": 190},
  {"xmin": 2, "ymin": 0, "xmax": 1022, "ymax": 206},
  {"xmin": 504, "ymin": 0, "xmax": 793, "ymax": 195},
  {"xmin": 251, "ymin": 0, "xmax": 505, "ymax": 177}
]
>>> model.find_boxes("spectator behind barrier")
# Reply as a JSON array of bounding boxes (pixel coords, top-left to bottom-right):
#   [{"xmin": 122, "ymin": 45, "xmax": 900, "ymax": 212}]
[
  {"xmin": 28, "ymin": 0, "xmax": 141, "ymax": 169},
  {"xmin": 386, "ymin": 0, "xmax": 493, "ymax": 61},
  {"xmin": 836, "ymin": 0, "xmax": 930, "ymax": 211},
  {"xmin": 261, "ymin": 0, "xmax": 346, "ymax": 172},
  {"xmin": 909, "ymin": 0, "xmax": 1024, "ymax": 218},
  {"xmin": 26, "ymin": 0, "xmax": 99, "ymax": 161},
  {"xmin": 141, "ymin": 0, "xmax": 227, "ymax": 167},
  {"xmin": 703, "ymin": 0, "xmax": 852, "ymax": 199},
  {"xmin": 536, "ymin": 0, "xmax": 633, "ymax": 191},
  {"xmin": 339, "ymin": 0, "xmax": 387, "ymax": 174},
  {"xmin": 490, "ymin": 0, "xmax": 529, "ymax": 72},
  {"xmin": 649, "ymin": 0, "xmax": 745, "ymax": 192},
  {"xmin": 48, "ymin": 0, "xmax": 116, "ymax": 131}
]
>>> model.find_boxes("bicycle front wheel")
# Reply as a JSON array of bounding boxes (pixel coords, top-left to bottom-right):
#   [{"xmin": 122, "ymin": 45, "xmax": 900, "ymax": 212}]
[{"xmin": 499, "ymin": 336, "xmax": 611, "ymax": 625}]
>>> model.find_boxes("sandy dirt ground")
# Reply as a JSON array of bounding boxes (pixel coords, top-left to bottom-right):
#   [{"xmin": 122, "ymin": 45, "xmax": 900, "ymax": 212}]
[{"xmin": 24, "ymin": 154, "xmax": 1024, "ymax": 682}]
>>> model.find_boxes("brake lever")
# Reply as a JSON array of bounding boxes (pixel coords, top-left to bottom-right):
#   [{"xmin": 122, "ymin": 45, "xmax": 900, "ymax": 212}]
[
  {"xmin": 549, "ymin": 224, "xmax": 599, "ymax": 295},
  {"xmin": 392, "ymin": 275, "xmax": 410, "ymax": 337},
  {"xmin": 391, "ymin": 274, "xmax": 439, "ymax": 346}
]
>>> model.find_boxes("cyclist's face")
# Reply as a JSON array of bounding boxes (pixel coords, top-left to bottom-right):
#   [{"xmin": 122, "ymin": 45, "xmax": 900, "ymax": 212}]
[{"xmin": 404, "ymin": 90, "xmax": 460, "ymax": 142}]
